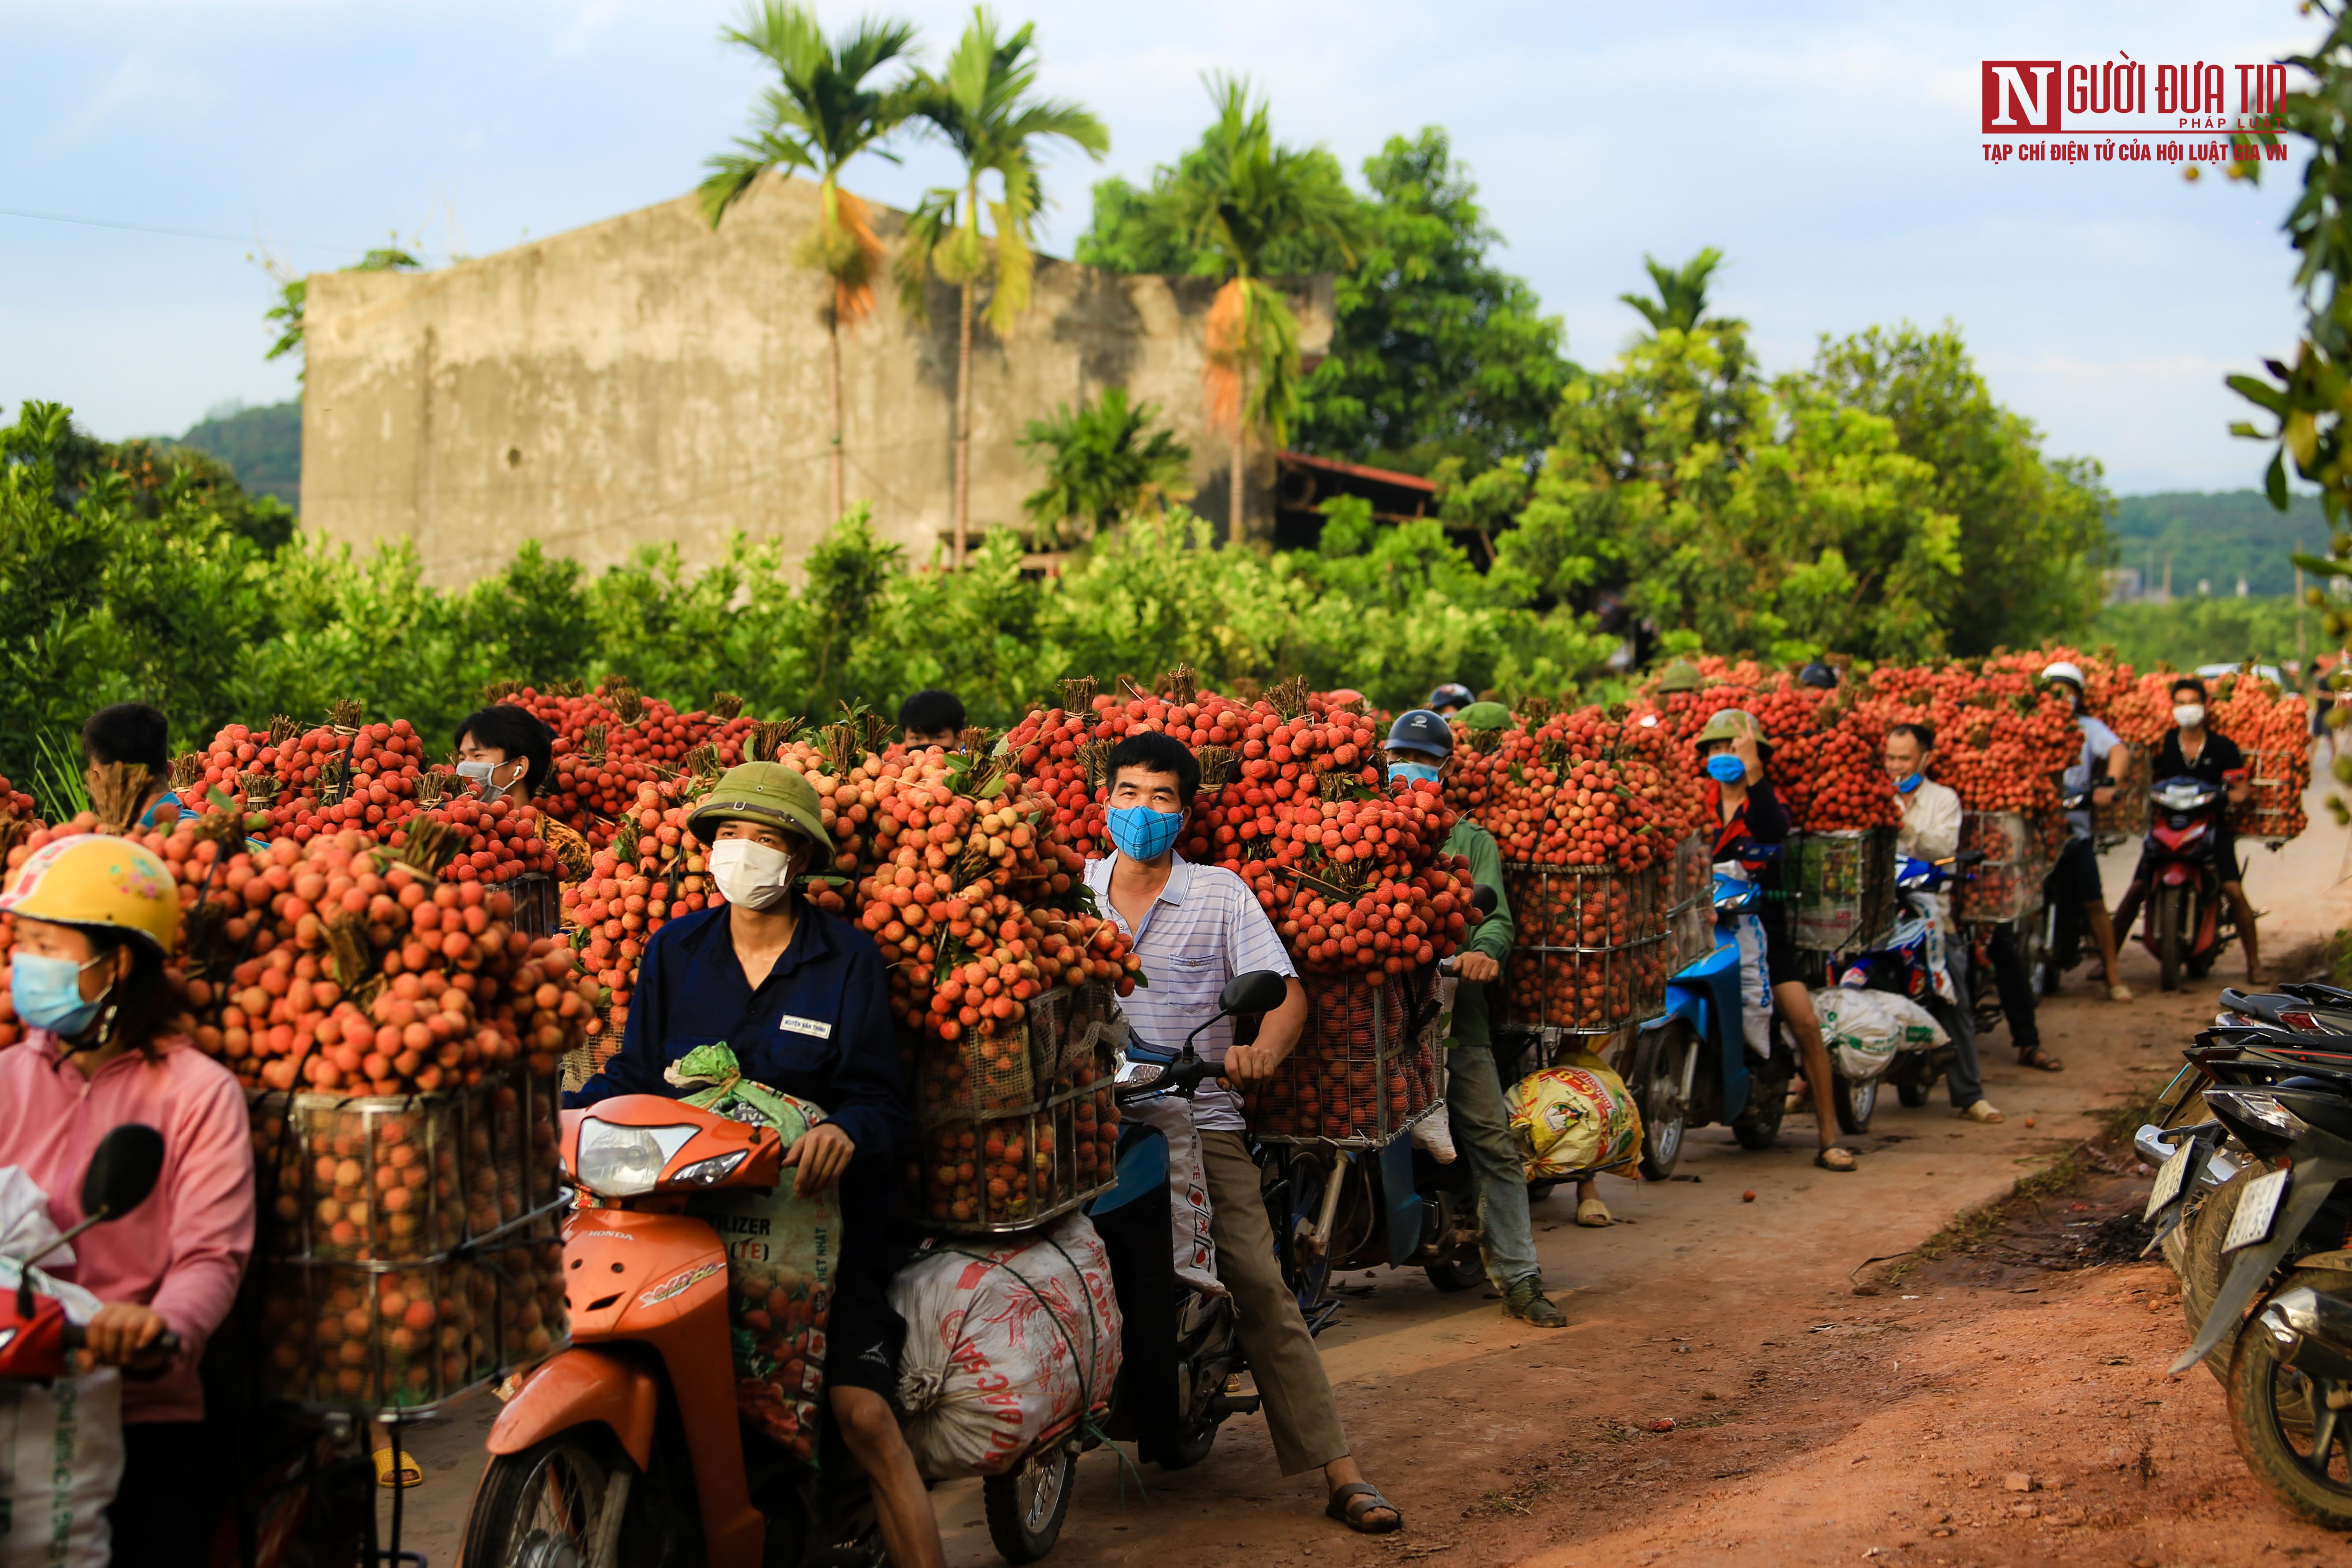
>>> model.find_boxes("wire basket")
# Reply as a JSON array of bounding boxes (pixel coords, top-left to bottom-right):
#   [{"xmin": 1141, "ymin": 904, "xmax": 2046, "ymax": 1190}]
[
  {"xmin": 2236, "ymin": 747, "xmax": 2305, "ymax": 845},
  {"xmin": 250, "ymin": 1204, "xmax": 567, "ymax": 1419},
  {"xmin": 2094, "ymin": 746, "xmax": 2151, "ymax": 849},
  {"xmin": 493, "ymin": 873, "xmax": 563, "ymax": 940},
  {"xmin": 911, "ymin": 979, "xmax": 1126, "ymax": 1232},
  {"xmin": 1497, "ymin": 862, "xmax": 1669, "ymax": 1034},
  {"xmin": 1790, "ymin": 828, "xmax": 1897, "ymax": 954},
  {"xmin": 1667, "ymin": 833, "xmax": 1716, "ymax": 976},
  {"xmin": 1246, "ymin": 969, "xmax": 1443, "ymax": 1148},
  {"xmin": 1951, "ymin": 812, "xmax": 2050, "ymax": 926},
  {"xmin": 249, "ymin": 1071, "xmax": 561, "ymax": 1263}
]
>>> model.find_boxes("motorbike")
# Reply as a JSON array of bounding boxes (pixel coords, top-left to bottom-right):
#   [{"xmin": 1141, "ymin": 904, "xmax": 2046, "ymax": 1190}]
[
  {"xmin": 464, "ymin": 1095, "xmax": 881, "ymax": 1568},
  {"xmin": 0, "ymin": 1123, "xmax": 174, "ymax": 1375},
  {"xmin": 2150, "ymin": 1055, "xmax": 2352, "ymax": 1525},
  {"xmin": 1622, "ymin": 846, "xmax": 1801, "ymax": 1175},
  {"xmin": 1266, "ymin": 889, "xmax": 1501, "ymax": 1319},
  {"xmin": 1828, "ymin": 851, "xmax": 1984, "ymax": 1124},
  {"xmin": 2215, "ymin": 982, "xmax": 2352, "ymax": 1038},
  {"xmin": 2135, "ymin": 773, "xmax": 2240, "ymax": 990}
]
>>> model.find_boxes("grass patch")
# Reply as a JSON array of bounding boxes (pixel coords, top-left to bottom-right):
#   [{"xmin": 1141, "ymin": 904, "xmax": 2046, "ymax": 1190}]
[{"xmin": 1875, "ymin": 1079, "xmax": 2166, "ymax": 1282}]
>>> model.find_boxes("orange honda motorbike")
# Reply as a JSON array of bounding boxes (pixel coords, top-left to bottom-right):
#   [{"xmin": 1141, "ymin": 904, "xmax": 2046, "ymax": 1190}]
[{"xmin": 461, "ymin": 1096, "xmax": 880, "ymax": 1568}]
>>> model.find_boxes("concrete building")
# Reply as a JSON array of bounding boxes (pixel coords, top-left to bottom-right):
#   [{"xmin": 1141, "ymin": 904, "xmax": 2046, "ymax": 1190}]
[{"xmin": 299, "ymin": 174, "xmax": 1332, "ymax": 587}]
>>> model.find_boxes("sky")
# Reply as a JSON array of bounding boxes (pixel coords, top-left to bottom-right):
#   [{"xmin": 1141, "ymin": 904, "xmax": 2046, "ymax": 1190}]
[{"xmin": 0, "ymin": 0, "xmax": 2319, "ymax": 496}]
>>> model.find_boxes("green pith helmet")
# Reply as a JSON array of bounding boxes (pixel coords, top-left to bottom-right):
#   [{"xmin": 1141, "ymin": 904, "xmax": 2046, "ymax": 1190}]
[
  {"xmin": 1655, "ymin": 660, "xmax": 1702, "ymax": 694},
  {"xmin": 686, "ymin": 762, "xmax": 833, "ymax": 852},
  {"xmin": 1459, "ymin": 700, "xmax": 1512, "ymax": 732},
  {"xmin": 1694, "ymin": 708, "xmax": 1764, "ymax": 749}
]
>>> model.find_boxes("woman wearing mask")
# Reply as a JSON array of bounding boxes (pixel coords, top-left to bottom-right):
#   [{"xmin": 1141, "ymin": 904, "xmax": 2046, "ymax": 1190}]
[
  {"xmin": 2110, "ymin": 677, "xmax": 2262, "ymax": 982},
  {"xmin": 1693, "ymin": 710, "xmax": 1858, "ymax": 1173},
  {"xmin": 452, "ymin": 705, "xmax": 554, "ymax": 803},
  {"xmin": 563, "ymin": 764, "xmax": 938, "ymax": 1568},
  {"xmin": 0, "ymin": 835, "xmax": 255, "ymax": 1566}
]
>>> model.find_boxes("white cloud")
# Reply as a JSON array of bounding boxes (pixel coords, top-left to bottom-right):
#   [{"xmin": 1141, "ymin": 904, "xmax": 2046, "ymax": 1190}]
[{"xmin": 57, "ymin": 52, "xmax": 218, "ymax": 141}]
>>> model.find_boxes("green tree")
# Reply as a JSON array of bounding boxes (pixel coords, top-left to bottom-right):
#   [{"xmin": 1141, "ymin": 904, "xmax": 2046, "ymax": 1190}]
[
  {"xmin": 1293, "ymin": 130, "xmax": 1572, "ymax": 474},
  {"xmin": 1620, "ymin": 247, "xmax": 1735, "ymax": 337},
  {"xmin": 1802, "ymin": 323, "xmax": 2110, "ymax": 655},
  {"xmin": 699, "ymin": 1, "xmax": 918, "ymax": 524},
  {"xmin": 895, "ymin": 8, "xmax": 1107, "ymax": 568},
  {"xmin": 1016, "ymin": 387, "xmax": 1192, "ymax": 545},
  {"xmin": 1137, "ymin": 78, "xmax": 1362, "ymax": 542}
]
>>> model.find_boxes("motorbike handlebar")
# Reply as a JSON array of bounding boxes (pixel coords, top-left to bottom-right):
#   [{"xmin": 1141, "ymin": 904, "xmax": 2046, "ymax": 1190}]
[
  {"xmin": 58, "ymin": 1323, "xmax": 180, "ymax": 1364},
  {"xmin": 1115, "ymin": 1052, "xmax": 1216, "ymax": 1104}
]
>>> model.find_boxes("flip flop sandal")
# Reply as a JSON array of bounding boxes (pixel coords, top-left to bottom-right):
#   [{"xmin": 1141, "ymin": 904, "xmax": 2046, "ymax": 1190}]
[
  {"xmin": 2018, "ymin": 1048, "xmax": 2065, "ymax": 1072},
  {"xmin": 373, "ymin": 1446, "xmax": 423, "ymax": 1489},
  {"xmin": 1576, "ymin": 1198, "xmax": 1613, "ymax": 1227},
  {"xmin": 1327, "ymin": 1481, "xmax": 1404, "ymax": 1535},
  {"xmin": 1813, "ymin": 1148, "xmax": 1858, "ymax": 1173}
]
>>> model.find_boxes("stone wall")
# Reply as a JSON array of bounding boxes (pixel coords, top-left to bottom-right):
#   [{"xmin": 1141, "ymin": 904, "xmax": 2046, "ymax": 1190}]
[{"xmin": 301, "ymin": 173, "xmax": 1331, "ymax": 587}]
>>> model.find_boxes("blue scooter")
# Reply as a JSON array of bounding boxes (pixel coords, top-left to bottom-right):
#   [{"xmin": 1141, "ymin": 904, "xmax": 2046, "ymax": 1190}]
[
  {"xmin": 1829, "ymin": 853, "xmax": 1981, "ymax": 1123},
  {"xmin": 1624, "ymin": 849, "xmax": 1799, "ymax": 1177}
]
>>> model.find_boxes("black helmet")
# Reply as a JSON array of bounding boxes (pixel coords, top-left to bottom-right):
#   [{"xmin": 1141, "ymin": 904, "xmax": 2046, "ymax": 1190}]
[
  {"xmin": 1798, "ymin": 661, "xmax": 1837, "ymax": 690},
  {"xmin": 1427, "ymin": 683, "xmax": 1475, "ymax": 713},
  {"xmin": 1387, "ymin": 709, "xmax": 1452, "ymax": 759}
]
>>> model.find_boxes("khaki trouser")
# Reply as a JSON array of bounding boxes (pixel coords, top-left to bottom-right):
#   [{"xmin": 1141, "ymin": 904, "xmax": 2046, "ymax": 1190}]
[{"xmin": 1198, "ymin": 1128, "xmax": 1350, "ymax": 1475}]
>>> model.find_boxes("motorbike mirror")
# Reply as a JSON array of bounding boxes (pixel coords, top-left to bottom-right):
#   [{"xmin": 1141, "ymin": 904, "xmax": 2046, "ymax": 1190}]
[
  {"xmin": 1468, "ymin": 884, "xmax": 1499, "ymax": 917},
  {"xmin": 1953, "ymin": 849, "xmax": 1986, "ymax": 867},
  {"xmin": 1219, "ymin": 970, "xmax": 1289, "ymax": 1017},
  {"xmin": 81, "ymin": 1123, "xmax": 165, "ymax": 1223}
]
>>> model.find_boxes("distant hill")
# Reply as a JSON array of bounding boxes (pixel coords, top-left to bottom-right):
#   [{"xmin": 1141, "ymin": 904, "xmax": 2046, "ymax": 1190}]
[
  {"xmin": 169, "ymin": 399, "xmax": 300, "ymax": 509},
  {"xmin": 2110, "ymin": 490, "xmax": 2325, "ymax": 599}
]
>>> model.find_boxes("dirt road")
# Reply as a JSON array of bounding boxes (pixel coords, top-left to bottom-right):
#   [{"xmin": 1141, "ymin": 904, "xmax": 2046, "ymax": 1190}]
[{"xmin": 385, "ymin": 786, "xmax": 2352, "ymax": 1566}]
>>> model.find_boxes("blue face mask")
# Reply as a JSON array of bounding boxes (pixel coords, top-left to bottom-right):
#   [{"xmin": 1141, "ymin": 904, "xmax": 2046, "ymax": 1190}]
[
  {"xmin": 10, "ymin": 951, "xmax": 109, "ymax": 1037},
  {"xmin": 1896, "ymin": 771, "xmax": 1924, "ymax": 795},
  {"xmin": 1387, "ymin": 760, "xmax": 1442, "ymax": 787},
  {"xmin": 1107, "ymin": 804, "xmax": 1185, "ymax": 862},
  {"xmin": 1705, "ymin": 752, "xmax": 1747, "ymax": 784}
]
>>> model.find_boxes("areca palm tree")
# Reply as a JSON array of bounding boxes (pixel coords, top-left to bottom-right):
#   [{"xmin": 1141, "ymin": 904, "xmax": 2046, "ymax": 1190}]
[
  {"xmin": 896, "ymin": 8, "xmax": 1107, "ymax": 568},
  {"xmin": 1619, "ymin": 246, "xmax": 1734, "ymax": 335},
  {"xmin": 700, "ymin": 2, "xmax": 918, "ymax": 524},
  {"xmin": 1148, "ymin": 78, "xmax": 1362, "ymax": 542}
]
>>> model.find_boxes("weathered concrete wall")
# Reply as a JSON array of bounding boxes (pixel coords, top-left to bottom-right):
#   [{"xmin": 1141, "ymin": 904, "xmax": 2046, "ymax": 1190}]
[{"xmin": 301, "ymin": 175, "xmax": 1330, "ymax": 587}]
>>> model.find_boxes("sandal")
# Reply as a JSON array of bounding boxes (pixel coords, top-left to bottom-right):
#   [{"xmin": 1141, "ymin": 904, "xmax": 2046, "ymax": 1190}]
[
  {"xmin": 1575, "ymin": 1198, "xmax": 1613, "ymax": 1228},
  {"xmin": 1814, "ymin": 1147, "xmax": 1858, "ymax": 1173},
  {"xmin": 2018, "ymin": 1046, "xmax": 2065, "ymax": 1072},
  {"xmin": 1327, "ymin": 1481, "xmax": 1404, "ymax": 1535},
  {"xmin": 373, "ymin": 1445, "xmax": 423, "ymax": 1489}
]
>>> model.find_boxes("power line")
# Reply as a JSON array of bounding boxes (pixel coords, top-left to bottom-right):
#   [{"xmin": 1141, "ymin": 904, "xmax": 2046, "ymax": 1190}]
[{"xmin": 0, "ymin": 205, "xmax": 433, "ymax": 260}]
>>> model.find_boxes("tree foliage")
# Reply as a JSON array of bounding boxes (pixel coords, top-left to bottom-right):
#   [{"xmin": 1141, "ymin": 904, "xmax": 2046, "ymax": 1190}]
[{"xmin": 1017, "ymin": 388, "xmax": 1192, "ymax": 545}]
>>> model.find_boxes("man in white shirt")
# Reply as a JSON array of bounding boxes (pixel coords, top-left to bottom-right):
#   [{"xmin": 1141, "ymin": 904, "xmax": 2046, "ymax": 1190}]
[
  {"xmin": 1083, "ymin": 729, "xmax": 1404, "ymax": 1535},
  {"xmin": 1885, "ymin": 724, "xmax": 2001, "ymax": 1124}
]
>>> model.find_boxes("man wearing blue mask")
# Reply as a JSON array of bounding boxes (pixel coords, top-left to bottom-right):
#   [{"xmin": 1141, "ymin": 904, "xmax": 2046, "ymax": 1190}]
[
  {"xmin": 1385, "ymin": 708, "xmax": 1568, "ymax": 1320},
  {"xmin": 1884, "ymin": 723, "xmax": 2000, "ymax": 1124},
  {"xmin": 1082, "ymin": 730, "xmax": 1404, "ymax": 1535}
]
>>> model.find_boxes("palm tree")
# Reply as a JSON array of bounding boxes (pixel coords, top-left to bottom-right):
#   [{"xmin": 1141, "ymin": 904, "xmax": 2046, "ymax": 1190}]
[
  {"xmin": 1148, "ymin": 78, "xmax": 1361, "ymax": 543},
  {"xmin": 1619, "ymin": 247, "xmax": 1733, "ymax": 335},
  {"xmin": 896, "ymin": 8, "xmax": 1107, "ymax": 569},
  {"xmin": 700, "ymin": 2, "xmax": 918, "ymax": 524},
  {"xmin": 1016, "ymin": 387, "xmax": 1193, "ymax": 546}
]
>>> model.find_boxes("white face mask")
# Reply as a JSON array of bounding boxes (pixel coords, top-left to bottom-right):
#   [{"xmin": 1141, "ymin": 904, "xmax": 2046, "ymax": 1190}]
[
  {"xmin": 456, "ymin": 757, "xmax": 518, "ymax": 800},
  {"xmin": 2174, "ymin": 703, "xmax": 2207, "ymax": 730},
  {"xmin": 708, "ymin": 837, "xmax": 798, "ymax": 910}
]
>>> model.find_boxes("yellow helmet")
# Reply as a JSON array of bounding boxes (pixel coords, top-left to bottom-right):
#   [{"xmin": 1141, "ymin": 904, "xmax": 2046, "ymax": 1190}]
[{"xmin": 0, "ymin": 834, "xmax": 180, "ymax": 955}]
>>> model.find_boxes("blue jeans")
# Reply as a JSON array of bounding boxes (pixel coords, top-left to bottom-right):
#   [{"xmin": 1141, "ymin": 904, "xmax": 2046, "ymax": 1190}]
[
  {"xmin": 1932, "ymin": 938, "xmax": 1986, "ymax": 1110},
  {"xmin": 1444, "ymin": 1042, "xmax": 1542, "ymax": 1291}
]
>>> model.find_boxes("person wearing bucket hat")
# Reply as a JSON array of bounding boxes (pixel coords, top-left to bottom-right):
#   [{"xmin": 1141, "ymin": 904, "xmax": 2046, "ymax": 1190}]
[
  {"xmin": 569, "ymin": 764, "xmax": 940, "ymax": 1567},
  {"xmin": 1459, "ymin": 700, "xmax": 1512, "ymax": 732},
  {"xmin": 1654, "ymin": 660, "xmax": 1702, "ymax": 695},
  {"xmin": 1383, "ymin": 713, "xmax": 1569, "ymax": 1324},
  {"xmin": 0, "ymin": 834, "xmax": 256, "ymax": 1566},
  {"xmin": 1691, "ymin": 713, "xmax": 1860, "ymax": 1174}
]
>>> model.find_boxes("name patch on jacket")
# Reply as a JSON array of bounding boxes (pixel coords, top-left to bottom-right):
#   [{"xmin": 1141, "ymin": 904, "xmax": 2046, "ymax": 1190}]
[{"xmin": 778, "ymin": 1015, "xmax": 833, "ymax": 1039}]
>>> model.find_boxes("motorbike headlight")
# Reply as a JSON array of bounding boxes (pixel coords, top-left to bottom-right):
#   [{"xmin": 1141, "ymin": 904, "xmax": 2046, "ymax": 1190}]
[{"xmin": 573, "ymin": 1120, "xmax": 699, "ymax": 1197}]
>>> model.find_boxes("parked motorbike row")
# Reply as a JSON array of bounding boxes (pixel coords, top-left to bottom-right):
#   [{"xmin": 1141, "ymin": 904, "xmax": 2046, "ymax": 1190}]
[{"xmin": 2140, "ymin": 980, "xmax": 2352, "ymax": 1527}]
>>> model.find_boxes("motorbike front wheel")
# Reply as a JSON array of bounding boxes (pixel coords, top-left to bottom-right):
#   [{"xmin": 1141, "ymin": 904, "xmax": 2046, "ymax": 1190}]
[
  {"xmin": 2228, "ymin": 1265, "xmax": 2352, "ymax": 1527},
  {"xmin": 1633, "ymin": 1022, "xmax": 1695, "ymax": 1180},
  {"xmin": 1832, "ymin": 1071, "xmax": 1878, "ymax": 1136},
  {"xmin": 2158, "ymin": 885, "xmax": 2185, "ymax": 992},
  {"xmin": 463, "ymin": 1427, "xmax": 695, "ymax": 1568},
  {"xmin": 985, "ymin": 1445, "xmax": 1078, "ymax": 1564}
]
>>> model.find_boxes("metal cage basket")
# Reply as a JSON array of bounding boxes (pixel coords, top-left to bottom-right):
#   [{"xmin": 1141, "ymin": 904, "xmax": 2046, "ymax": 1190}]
[
  {"xmin": 1246, "ymin": 968, "xmax": 1443, "ymax": 1148},
  {"xmin": 1497, "ymin": 862, "xmax": 1669, "ymax": 1036},
  {"xmin": 1790, "ymin": 828, "xmax": 1897, "ymax": 954},
  {"xmin": 1951, "ymin": 812, "xmax": 2050, "ymax": 927}
]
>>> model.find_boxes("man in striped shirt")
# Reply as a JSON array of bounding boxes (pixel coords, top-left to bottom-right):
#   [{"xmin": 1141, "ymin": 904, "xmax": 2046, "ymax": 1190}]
[{"xmin": 1085, "ymin": 730, "xmax": 1404, "ymax": 1536}]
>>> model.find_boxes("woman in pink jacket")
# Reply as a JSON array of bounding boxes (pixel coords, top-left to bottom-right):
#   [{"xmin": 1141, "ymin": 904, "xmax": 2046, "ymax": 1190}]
[{"xmin": 0, "ymin": 834, "xmax": 254, "ymax": 1568}]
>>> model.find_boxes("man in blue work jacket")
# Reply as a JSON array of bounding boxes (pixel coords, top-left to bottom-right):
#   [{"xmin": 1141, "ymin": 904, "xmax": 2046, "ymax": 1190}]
[{"xmin": 568, "ymin": 762, "xmax": 937, "ymax": 1568}]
